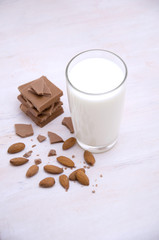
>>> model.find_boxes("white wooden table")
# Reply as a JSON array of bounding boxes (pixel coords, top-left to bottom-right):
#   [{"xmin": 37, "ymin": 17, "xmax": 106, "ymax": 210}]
[{"xmin": 0, "ymin": 0, "xmax": 159, "ymax": 239}]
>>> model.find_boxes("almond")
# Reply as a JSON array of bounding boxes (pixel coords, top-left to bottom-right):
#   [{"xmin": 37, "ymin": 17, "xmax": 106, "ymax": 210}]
[
  {"xmin": 76, "ymin": 170, "xmax": 89, "ymax": 186},
  {"xmin": 84, "ymin": 150, "xmax": 95, "ymax": 166},
  {"xmin": 10, "ymin": 157, "xmax": 29, "ymax": 166},
  {"xmin": 59, "ymin": 174, "xmax": 69, "ymax": 191},
  {"xmin": 62, "ymin": 137, "xmax": 76, "ymax": 150},
  {"xmin": 69, "ymin": 168, "xmax": 85, "ymax": 181},
  {"xmin": 57, "ymin": 156, "xmax": 75, "ymax": 168},
  {"xmin": 39, "ymin": 177, "xmax": 55, "ymax": 188},
  {"xmin": 44, "ymin": 165, "xmax": 63, "ymax": 174},
  {"xmin": 8, "ymin": 142, "xmax": 25, "ymax": 154},
  {"xmin": 26, "ymin": 165, "xmax": 39, "ymax": 177}
]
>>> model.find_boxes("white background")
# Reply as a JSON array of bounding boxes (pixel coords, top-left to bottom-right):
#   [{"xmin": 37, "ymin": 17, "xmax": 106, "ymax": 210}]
[{"xmin": 0, "ymin": 0, "xmax": 159, "ymax": 239}]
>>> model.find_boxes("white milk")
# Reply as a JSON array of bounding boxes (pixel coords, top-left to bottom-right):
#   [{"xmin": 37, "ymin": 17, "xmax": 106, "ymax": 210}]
[{"xmin": 67, "ymin": 57, "xmax": 126, "ymax": 151}]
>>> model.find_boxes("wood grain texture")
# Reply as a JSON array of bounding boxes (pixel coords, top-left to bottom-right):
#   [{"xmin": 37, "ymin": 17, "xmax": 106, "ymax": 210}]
[{"xmin": 0, "ymin": 0, "xmax": 159, "ymax": 240}]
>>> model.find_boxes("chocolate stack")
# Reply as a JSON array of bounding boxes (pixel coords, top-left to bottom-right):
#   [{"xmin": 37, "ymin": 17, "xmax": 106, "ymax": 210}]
[{"xmin": 18, "ymin": 76, "xmax": 64, "ymax": 127}]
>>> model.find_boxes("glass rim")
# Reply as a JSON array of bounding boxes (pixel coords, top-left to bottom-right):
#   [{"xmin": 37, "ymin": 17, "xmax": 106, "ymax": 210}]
[{"xmin": 65, "ymin": 49, "xmax": 128, "ymax": 95}]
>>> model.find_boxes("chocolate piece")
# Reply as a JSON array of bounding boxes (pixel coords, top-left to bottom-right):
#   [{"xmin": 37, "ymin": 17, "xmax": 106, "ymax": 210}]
[
  {"xmin": 18, "ymin": 76, "xmax": 63, "ymax": 112},
  {"xmin": 15, "ymin": 124, "xmax": 34, "ymax": 138},
  {"xmin": 34, "ymin": 159, "xmax": 42, "ymax": 165},
  {"xmin": 48, "ymin": 131, "xmax": 64, "ymax": 144},
  {"xmin": 23, "ymin": 151, "xmax": 33, "ymax": 158},
  {"xmin": 20, "ymin": 104, "xmax": 64, "ymax": 127},
  {"xmin": 28, "ymin": 78, "xmax": 51, "ymax": 96},
  {"xmin": 37, "ymin": 135, "xmax": 46, "ymax": 142},
  {"xmin": 43, "ymin": 83, "xmax": 52, "ymax": 96},
  {"xmin": 62, "ymin": 117, "xmax": 74, "ymax": 133},
  {"xmin": 32, "ymin": 144, "xmax": 36, "ymax": 148},
  {"xmin": 48, "ymin": 149, "xmax": 56, "ymax": 157}
]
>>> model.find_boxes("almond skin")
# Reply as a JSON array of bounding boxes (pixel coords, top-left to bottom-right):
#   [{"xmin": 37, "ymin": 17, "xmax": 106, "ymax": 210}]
[
  {"xmin": 59, "ymin": 174, "xmax": 69, "ymax": 191},
  {"xmin": 44, "ymin": 165, "xmax": 63, "ymax": 174},
  {"xmin": 26, "ymin": 165, "xmax": 39, "ymax": 177},
  {"xmin": 76, "ymin": 170, "xmax": 89, "ymax": 186},
  {"xmin": 39, "ymin": 177, "xmax": 55, "ymax": 188},
  {"xmin": 57, "ymin": 156, "xmax": 75, "ymax": 168},
  {"xmin": 10, "ymin": 157, "xmax": 29, "ymax": 166},
  {"xmin": 69, "ymin": 168, "xmax": 85, "ymax": 181},
  {"xmin": 8, "ymin": 142, "xmax": 25, "ymax": 154},
  {"xmin": 62, "ymin": 137, "xmax": 76, "ymax": 150},
  {"xmin": 84, "ymin": 150, "xmax": 95, "ymax": 166}
]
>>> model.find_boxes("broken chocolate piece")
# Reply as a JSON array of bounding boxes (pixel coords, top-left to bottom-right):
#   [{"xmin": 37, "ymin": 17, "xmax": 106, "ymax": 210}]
[
  {"xmin": 23, "ymin": 151, "xmax": 33, "ymax": 158},
  {"xmin": 34, "ymin": 159, "xmax": 42, "ymax": 165},
  {"xmin": 15, "ymin": 124, "xmax": 34, "ymax": 138},
  {"xmin": 29, "ymin": 78, "xmax": 45, "ymax": 95},
  {"xmin": 62, "ymin": 117, "xmax": 74, "ymax": 133},
  {"xmin": 48, "ymin": 131, "xmax": 64, "ymax": 144},
  {"xmin": 48, "ymin": 149, "xmax": 56, "ymax": 157},
  {"xmin": 29, "ymin": 78, "xmax": 51, "ymax": 96},
  {"xmin": 37, "ymin": 135, "xmax": 46, "ymax": 143},
  {"xmin": 43, "ymin": 82, "xmax": 52, "ymax": 96}
]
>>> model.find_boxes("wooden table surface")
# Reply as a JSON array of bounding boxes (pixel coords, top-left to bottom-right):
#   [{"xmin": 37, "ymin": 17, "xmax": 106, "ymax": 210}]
[{"xmin": 0, "ymin": 0, "xmax": 159, "ymax": 239}]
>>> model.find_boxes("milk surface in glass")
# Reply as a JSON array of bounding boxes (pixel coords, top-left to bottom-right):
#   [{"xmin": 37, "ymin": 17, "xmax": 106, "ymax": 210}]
[{"xmin": 66, "ymin": 53, "xmax": 126, "ymax": 153}]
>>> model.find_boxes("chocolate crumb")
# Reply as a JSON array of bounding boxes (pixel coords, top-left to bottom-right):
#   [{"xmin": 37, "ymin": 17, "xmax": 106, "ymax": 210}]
[
  {"xmin": 36, "ymin": 154, "xmax": 39, "ymax": 156},
  {"xmin": 31, "ymin": 139, "xmax": 33, "ymax": 141},
  {"xmin": 48, "ymin": 149, "xmax": 56, "ymax": 157},
  {"xmin": 23, "ymin": 150, "xmax": 33, "ymax": 158},
  {"xmin": 72, "ymin": 155, "xmax": 75, "ymax": 158},
  {"xmin": 87, "ymin": 166, "xmax": 90, "ymax": 169},
  {"xmin": 15, "ymin": 124, "xmax": 34, "ymax": 138},
  {"xmin": 95, "ymin": 184, "xmax": 98, "ymax": 187},
  {"xmin": 32, "ymin": 144, "xmax": 36, "ymax": 148},
  {"xmin": 34, "ymin": 159, "xmax": 42, "ymax": 165},
  {"xmin": 83, "ymin": 166, "xmax": 87, "ymax": 169},
  {"xmin": 64, "ymin": 167, "xmax": 67, "ymax": 170},
  {"xmin": 92, "ymin": 190, "xmax": 95, "ymax": 193},
  {"xmin": 100, "ymin": 174, "xmax": 103, "ymax": 178},
  {"xmin": 37, "ymin": 135, "xmax": 46, "ymax": 143}
]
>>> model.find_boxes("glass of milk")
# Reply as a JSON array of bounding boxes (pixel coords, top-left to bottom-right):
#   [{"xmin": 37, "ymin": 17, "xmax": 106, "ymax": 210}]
[{"xmin": 65, "ymin": 49, "xmax": 127, "ymax": 153}]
